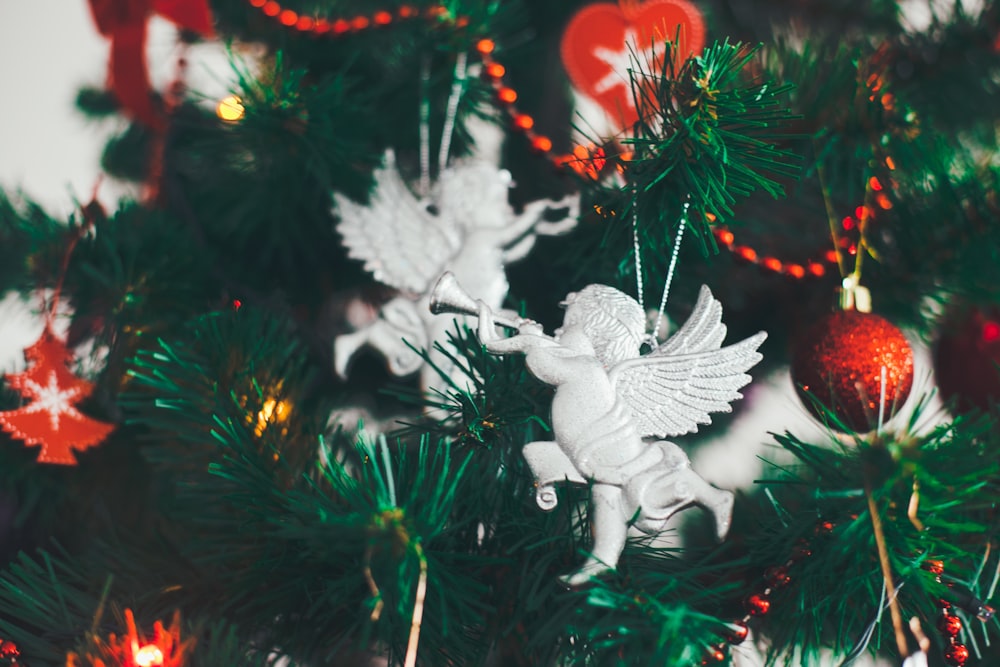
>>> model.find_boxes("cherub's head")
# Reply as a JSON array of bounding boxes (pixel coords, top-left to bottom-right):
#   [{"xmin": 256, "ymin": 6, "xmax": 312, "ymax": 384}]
[
  {"xmin": 436, "ymin": 161, "xmax": 513, "ymax": 230},
  {"xmin": 559, "ymin": 285, "xmax": 645, "ymax": 366}
]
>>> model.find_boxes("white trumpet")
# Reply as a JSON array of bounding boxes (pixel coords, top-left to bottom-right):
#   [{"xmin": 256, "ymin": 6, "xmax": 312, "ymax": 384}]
[{"xmin": 429, "ymin": 272, "xmax": 524, "ymax": 329}]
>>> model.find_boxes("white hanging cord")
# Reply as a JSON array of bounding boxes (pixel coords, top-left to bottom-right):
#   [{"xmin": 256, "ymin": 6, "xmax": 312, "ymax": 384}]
[
  {"xmin": 438, "ymin": 51, "xmax": 468, "ymax": 173},
  {"xmin": 877, "ymin": 365, "xmax": 888, "ymax": 434},
  {"xmin": 419, "ymin": 55, "xmax": 432, "ymax": 197},
  {"xmin": 631, "ymin": 186, "xmax": 646, "ymax": 312},
  {"xmin": 649, "ymin": 199, "xmax": 689, "ymax": 344}
]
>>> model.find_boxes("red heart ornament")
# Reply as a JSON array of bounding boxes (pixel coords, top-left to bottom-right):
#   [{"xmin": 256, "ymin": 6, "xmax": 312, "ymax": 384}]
[{"xmin": 561, "ymin": 0, "xmax": 706, "ymax": 134}]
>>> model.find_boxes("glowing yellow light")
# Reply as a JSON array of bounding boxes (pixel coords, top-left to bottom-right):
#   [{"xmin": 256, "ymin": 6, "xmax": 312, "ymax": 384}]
[
  {"xmin": 134, "ymin": 644, "xmax": 164, "ymax": 667},
  {"xmin": 255, "ymin": 397, "xmax": 291, "ymax": 437},
  {"xmin": 216, "ymin": 95, "xmax": 245, "ymax": 122}
]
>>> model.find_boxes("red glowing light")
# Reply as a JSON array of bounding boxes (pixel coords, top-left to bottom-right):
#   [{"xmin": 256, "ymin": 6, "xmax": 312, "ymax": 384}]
[
  {"xmin": 982, "ymin": 321, "xmax": 1000, "ymax": 343},
  {"xmin": 531, "ymin": 136, "xmax": 552, "ymax": 152},
  {"xmin": 514, "ymin": 114, "xmax": 534, "ymax": 130},
  {"xmin": 497, "ymin": 87, "xmax": 517, "ymax": 103},
  {"xmin": 763, "ymin": 257, "xmax": 782, "ymax": 273}
]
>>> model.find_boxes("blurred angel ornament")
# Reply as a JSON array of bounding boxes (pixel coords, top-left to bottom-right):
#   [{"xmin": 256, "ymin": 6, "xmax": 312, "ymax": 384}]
[
  {"xmin": 433, "ymin": 273, "xmax": 766, "ymax": 585},
  {"xmin": 333, "ymin": 150, "xmax": 578, "ymax": 414}
]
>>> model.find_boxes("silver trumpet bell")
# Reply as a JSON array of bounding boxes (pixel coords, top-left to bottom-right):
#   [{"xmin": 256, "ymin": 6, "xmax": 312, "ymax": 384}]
[{"xmin": 429, "ymin": 272, "xmax": 523, "ymax": 329}]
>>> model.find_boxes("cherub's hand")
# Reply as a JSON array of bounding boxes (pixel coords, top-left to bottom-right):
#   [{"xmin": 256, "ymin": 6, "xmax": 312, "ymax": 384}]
[
  {"xmin": 477, "ymin": 300, "xmax": 498, "ymax": 343},
  {"xmin": 517, "ymin": 319, "xmax": 544, "ymax": 336}
]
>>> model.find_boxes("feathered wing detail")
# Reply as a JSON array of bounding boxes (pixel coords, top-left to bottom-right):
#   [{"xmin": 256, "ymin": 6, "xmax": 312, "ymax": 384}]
[
  {"xmin": 651, "ymin": 285, "xmax": 727, "ymax": 357},
  {"xmin": 333, "ymin": 150, "xmax": 460, "ymax": 294},
  {"xmin": 609, "ymin": 284, "xmax": 767, "ymax": 438}
]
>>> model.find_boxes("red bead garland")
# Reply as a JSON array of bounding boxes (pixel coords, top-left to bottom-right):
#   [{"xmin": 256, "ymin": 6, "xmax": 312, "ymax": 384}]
[
  {"xmin": 0, "ymin": 638, "xmax": 20, "ymax": 666},
  {"xmin": 920, "ymin": 559, "xmax": 995, "ymax": 666},
  {"xmin": 712, "ymin": 227, "xmax": 836, "ymax": 281},
  {"xmin": 701, "ymin": 519, "xmax": 832, "ymax": 665}
]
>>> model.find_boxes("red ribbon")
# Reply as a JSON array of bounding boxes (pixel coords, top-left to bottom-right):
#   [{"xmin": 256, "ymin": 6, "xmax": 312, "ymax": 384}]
[{"xmin": 86, "ymin": 0, "xmax": 214, "ymax": 129}]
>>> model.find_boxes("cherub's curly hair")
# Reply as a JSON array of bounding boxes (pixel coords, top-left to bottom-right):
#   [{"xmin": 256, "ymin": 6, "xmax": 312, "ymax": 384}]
[{"xmin": 572, "ymin": 285, "xmax": 645, "ymax": 367}]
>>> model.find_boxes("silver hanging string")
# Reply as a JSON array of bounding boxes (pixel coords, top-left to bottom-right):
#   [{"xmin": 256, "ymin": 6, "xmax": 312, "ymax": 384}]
[
  {"xmin": 631, "ymin": 186, "xmax": 646, "ymax": 312},
  {"xmin": 438, "ymin": 51, "xmax": 468, "ymax": 173},
  {"xmin": 418, "ymin": 54, "xmax": 432, "ymax": 197},
  {"xmin": 649, "ymin": 199, "xmax": 689, "ymax": 344}
]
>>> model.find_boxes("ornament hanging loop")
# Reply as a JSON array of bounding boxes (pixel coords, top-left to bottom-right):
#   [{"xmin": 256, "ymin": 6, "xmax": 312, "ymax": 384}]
[{"xmin": 838, "ymin": 274, "xmax": 871, "ymax": 313}]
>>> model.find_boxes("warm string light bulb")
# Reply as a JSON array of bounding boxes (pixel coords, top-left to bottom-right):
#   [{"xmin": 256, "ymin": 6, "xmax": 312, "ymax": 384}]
[
  {"xmin": 216, "ymin": 95, "xmax": 245, "ymax": 122},
  {"xmin": 134, "ymin": 644, "xmax": 165, "ymax": 667},
  {"xmin": 255, "ymin": 397, "xmax": 291, "ymax": 437}
]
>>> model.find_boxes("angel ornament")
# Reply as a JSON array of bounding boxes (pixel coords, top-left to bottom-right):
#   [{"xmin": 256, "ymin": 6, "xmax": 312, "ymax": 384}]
[
  {"xmin": 432, "ymin": 273, "xmax": 766, "ymax": 586},
  {"xmin": 333, "ymin": 150, "xmax": 578, "ymax": 414}
]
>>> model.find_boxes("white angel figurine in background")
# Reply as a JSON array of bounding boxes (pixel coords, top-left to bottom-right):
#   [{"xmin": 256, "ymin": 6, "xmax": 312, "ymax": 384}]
[
  {"xmin": 333, "ymin": 150, "xmax": 578, "ymax": 414},
  {"xmin": 473, "ymin": 281, "xmax": 766, "ymax": 586}
]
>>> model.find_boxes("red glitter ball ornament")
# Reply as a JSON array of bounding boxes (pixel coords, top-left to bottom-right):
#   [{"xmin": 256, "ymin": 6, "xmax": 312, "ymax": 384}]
[
  {"xmin": 791, "ymin": 309, "xmax": 914, "ymax": 433},
  {"xmin": 933, "ymin": 304, "xmax": 1000, "ymax": 414}
]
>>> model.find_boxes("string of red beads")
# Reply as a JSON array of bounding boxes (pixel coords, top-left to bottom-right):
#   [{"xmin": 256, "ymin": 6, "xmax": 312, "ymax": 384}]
[
  {"xmin": 700, "ymin": 519, "xmax": 834, "ymax": 665},
  {"xmin": 712, "ymin": 227, "xmax": 837, "ymax": 280},
  {"xmin": 922, "ymin": 558, "xmax": 983, "ymax": 666},
  {"xmin": 242, "ymin": 0, "xmax": 575, "ymax": 165},
  {"xmin": 243, "ymin": 0, "xmax": 438, "ymax": 35},
  {"xmin": 0, "ymin": 638, "xmax": 20, "ymax": 666}
]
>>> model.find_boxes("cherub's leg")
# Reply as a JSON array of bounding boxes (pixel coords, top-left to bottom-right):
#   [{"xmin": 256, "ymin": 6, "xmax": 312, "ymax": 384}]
[
  {"xmin": 333, "ymin": 327, "xmax": 370, "ymax": 379},
  {"xmin": 645, "ymin": 468, "xmax": 734, "ymax": 542},
  {"xmin": 561, "ymin": 484, "xmax": 628, "ymax": 588},
  {"xmin": 334, "ymin": 318, "xmax": 424, "ymax": 379}
]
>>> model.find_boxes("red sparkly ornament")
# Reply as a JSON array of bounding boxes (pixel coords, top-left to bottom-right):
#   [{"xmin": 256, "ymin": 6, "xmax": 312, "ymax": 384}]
[
  {"xmin": 560, "ymin": 0, "xmax": 705, "ymax": 134},
  {"xmin": 725, "ymin": 620, "xmax": 749, "ymax": 645},
  {"xmin": 744, "ymin": 593, "xmax": 770, "ymax": 616},
  {"xmin": 933, "ymin": 304, "xmax": 1000, "ymax": 414},
  {"xmin": 764, "ymin": 565, "xmax": 791, "ymax": 588},
  {"xmin": 937, "ymin": 613, "xmax": 963, "ymax": 638},
  {"xmin": 0, "ymin": 326, "xmax": 114, "ymax": 465},
  {"xmin": 943, "ymin": 642, "xmax": 969, "ymax": 666},
  {"xmin": 791, "ymin": 309, "xmax": 914, "ymax": 433},
  {"xmin": 0, "ymin": 639, "xmax": 19, "ymax": 665}
]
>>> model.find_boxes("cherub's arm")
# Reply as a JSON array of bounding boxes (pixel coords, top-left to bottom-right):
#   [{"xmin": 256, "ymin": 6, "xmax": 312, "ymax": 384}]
[
  {"xmin": 495, "ymin": 195, "xmax": 580, "ymax": 249},
  {"xmin": 477, "ymin": 301, "xmax": 559, "ymax": 355}
]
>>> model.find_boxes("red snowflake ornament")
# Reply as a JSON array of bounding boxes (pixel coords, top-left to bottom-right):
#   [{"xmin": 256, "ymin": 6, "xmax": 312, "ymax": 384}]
[{"xmin": 0, "ymin": 326, "xmax": 114, "ymax": 465}]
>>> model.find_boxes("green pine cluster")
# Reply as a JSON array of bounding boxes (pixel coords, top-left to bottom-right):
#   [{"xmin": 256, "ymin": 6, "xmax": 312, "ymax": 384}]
[{"xmin": 2, "ymin": 1, "xmax": 1000, "ymax": 665}]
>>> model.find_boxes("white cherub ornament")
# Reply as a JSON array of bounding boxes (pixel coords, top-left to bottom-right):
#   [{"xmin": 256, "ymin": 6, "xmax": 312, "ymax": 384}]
[
  {"xmin": 431, "ymin": 272, "xmax": 766, "ymax": 585},
  {"xmin": 332, "ymin": 150, "xmax": 578, "ymax": 414}
]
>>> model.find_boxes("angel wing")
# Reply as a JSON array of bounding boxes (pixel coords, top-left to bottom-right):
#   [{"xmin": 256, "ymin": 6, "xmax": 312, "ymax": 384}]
[
  {"xmin": 333, "ymin": 151, "xmax": 461, "ymax": 294},
  {"xmin": 608, "ymin": 286, "xmax": 767, "ymax": 439}
]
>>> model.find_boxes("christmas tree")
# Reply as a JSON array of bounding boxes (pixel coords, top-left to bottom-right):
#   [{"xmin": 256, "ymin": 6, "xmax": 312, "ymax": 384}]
[{"xmin": 1, "ymin": 1, "xmax": 1000, "ymax": 665}]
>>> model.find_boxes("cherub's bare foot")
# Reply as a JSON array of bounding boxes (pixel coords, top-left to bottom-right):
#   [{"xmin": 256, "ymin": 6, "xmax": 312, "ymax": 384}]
[
  {"xmin": 558, "ymin": 557, "xmax": 614, "ymax": 589},
  {"xmin": 709, "ymin": 490, "xmax": 735, "ymax": 541}
]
